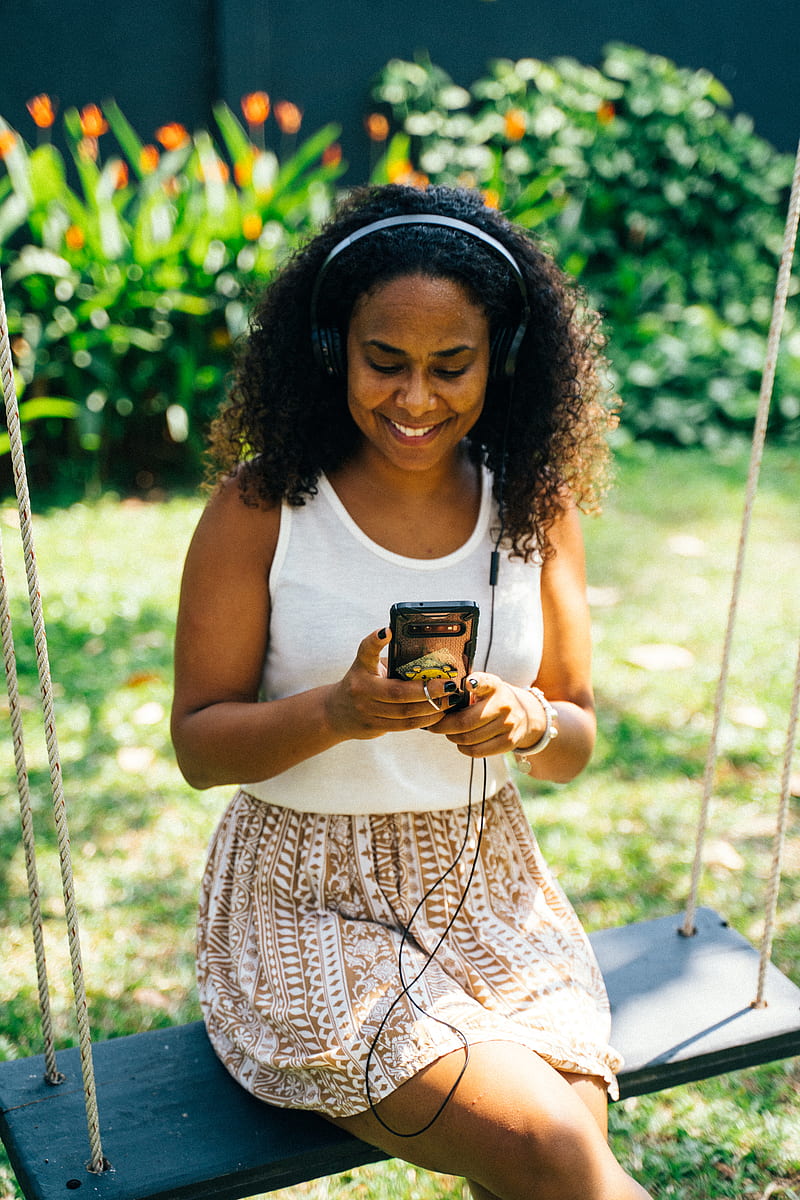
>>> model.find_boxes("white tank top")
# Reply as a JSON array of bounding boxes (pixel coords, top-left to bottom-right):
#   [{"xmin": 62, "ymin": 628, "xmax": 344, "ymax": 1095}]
[{"xmin": 243, "ymin": 469, "xmax": 544, "ymax": 813}]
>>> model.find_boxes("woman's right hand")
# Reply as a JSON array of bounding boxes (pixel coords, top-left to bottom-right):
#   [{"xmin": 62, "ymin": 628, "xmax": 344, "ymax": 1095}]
[{"xmin": 324, "ymin": 627, "xmax": 458, "ymax": 740}]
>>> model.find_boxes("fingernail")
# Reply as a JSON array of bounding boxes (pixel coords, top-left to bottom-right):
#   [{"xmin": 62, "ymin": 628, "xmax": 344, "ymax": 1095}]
[
  {"xmin": 467, "ymin": 675, "xmax": 479, "ymax": 690},
  {"xmin": 444, "ymin": 681, "xmax": 458, "ymax": 693},
  {"xmin": 378, "ymin": 627, "xmax": 387, "ymax": 640}
]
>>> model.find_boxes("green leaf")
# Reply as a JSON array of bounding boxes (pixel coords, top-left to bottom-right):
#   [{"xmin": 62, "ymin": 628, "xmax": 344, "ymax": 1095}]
[
  {"xmin": 4, "ymin": 245, "xmax": 71, "ymax": 283},
  {"xmin": 370, "ymin": 132, "xmax": 411, "ymax": 185},
  {"xmin": 0, "ymin": 117, "xmax": 33, "ymax": 206},
  {"xmin": 511, "ymin": 195, "xmax": 568, "ymax": 228},
  {"xmin": 28, "ymin": 144, "xmax": 68, "ymax": 206},
  {"xmin": 103, "ymin": 99, "xmax": 146, "ymax": 173},
  {"xmin": 213, "ymin": 103, "xmax": 252, "ymax": 164},
  {"xmin": 514, "ymin": 166, "xmax": 565, "ymax": 208},
  {"xmin": 105, "ymin": 324, "xmax": 164, "ymax": 352},
  {"xmin": 0, "ymin": 192, "xmax": 30, "ymax": 244},
  {"xmin": 272, "ymin": 124, "xmax": 341, "ymax": 194},
  {"xmin": 0, "ymin": 396, "xmax": 79, "ymax": 455}
]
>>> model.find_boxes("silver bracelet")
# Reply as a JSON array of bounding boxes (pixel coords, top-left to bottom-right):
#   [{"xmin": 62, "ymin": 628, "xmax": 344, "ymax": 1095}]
[{"xmin": 512, "ymin": 686, "xmax": 559, "ymax": 774}]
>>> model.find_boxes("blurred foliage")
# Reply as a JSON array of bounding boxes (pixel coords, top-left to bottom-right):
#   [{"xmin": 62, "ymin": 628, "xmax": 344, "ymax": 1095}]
[
  {"xmin": 2, "ymin": 46, "xmax": 799, "ymax": 501},
  {"xmin": 0, "ymin": 94, "xmax": 344, "ymax": 496},
  {"xmin": 370, "ymin": 45, "xmax": 800, "ymax": 449}
]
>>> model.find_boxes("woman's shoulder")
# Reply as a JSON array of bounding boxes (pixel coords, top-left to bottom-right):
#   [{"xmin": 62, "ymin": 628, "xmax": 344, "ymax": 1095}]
[{"xmin": 191, "ymin": 472, "xmax": 283, "ymax": 574}]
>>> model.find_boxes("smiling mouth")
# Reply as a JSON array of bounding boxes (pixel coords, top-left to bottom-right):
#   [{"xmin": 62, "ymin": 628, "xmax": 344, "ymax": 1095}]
[{"xmin": 385, "ymin": 417, "xmax": 440, "ymax": 439}]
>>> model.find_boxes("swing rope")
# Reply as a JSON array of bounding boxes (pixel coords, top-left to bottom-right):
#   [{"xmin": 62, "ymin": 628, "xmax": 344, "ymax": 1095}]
[
  {"xmin": 681, "ymin": 139, "xmax": 800, "ymax": 979},
  {"xmin": 0, "ymin": 268, "xmax": 107, "ymax": 1174},
  {"xmin": 755, "ymin": 637, "xmax": 800, "ymax": 1006},
  {"xmin": 0, "ymin": 527, "xmax": 61, "ymax": 1086}
]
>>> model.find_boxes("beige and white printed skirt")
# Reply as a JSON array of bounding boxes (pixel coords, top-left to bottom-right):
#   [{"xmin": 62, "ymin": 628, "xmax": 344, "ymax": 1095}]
[{"xmin": 197, "ymin": 781, "xmax": 622, "ymax": 1118}]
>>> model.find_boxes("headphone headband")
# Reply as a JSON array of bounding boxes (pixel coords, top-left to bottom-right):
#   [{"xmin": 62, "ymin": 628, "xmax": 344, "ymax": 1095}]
[{"xmin": 309, "ymin": 213, "xmax": 530, "ymax": 380}]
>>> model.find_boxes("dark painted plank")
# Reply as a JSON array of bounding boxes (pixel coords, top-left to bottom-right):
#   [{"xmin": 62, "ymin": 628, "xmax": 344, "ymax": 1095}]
[
  {"xmin": 0, "ymin": 1024, "xmax": 386, "ymax": 1200},
  {"xmin": 2, "ymin": 908, "xmax": 799, "ymax": 1200},
  {"xmin": 591, "ymin": 906, "xmax": 800, "ymax": 1097}
]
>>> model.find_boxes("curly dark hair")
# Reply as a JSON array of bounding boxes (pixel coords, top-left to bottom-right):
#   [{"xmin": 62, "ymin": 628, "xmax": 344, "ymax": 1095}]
[{"xmin": 206, "ymin": 183, "xmax": 618, "ymax": 559}]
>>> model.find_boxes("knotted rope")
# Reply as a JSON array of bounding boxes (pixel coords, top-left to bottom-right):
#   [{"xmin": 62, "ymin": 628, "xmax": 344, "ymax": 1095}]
[
  {"xmin": 0, "ymin": 267, "xmax": 107, "ymax": 1173},
  {"xmin": 681, "ymin": 140, "xmax": 800, "ymax": 1003}
]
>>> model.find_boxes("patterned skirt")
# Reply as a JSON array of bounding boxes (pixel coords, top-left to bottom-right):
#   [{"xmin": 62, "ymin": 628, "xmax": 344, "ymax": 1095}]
[{"xmin": 196, "ymin": 781, "xmax": 622, "ymax": 1119}]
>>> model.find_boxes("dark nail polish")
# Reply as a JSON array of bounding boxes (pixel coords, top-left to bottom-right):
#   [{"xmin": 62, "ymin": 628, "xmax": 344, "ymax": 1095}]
[
  {"xmin": 378, "ymin": 628, "xmax": 387, "ymax": 640},
  {"xmin": 444, "ymin": 681, "xmax": 458, "ymax": 693}
]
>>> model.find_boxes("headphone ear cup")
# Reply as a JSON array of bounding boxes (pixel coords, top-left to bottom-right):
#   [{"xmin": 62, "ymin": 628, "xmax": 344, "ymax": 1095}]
[
  {"xmin": 327, "ymin": 327, "xmax": 345, "ymax": 378},
  {"xmin": 313, "ymin": 326, "xmax": 346, "ymax": 378},
  {"xmin": 490, "ymin": 321, "xmax": 528, "ymax": 380},
  {"xmin": 489, "ymin": 327, "xmax": 513, "ymax": 380}
]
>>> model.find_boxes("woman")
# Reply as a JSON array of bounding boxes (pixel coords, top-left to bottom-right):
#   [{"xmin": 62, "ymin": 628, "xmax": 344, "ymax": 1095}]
[{"xmin": 171, "ymin": 183, "xmax": 651, "ymax": 1199}]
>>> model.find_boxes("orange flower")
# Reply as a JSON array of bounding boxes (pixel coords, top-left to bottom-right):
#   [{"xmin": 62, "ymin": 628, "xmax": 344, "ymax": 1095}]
[
  {"xmin": 11, "ymin": 337, "xmax": 32, "ymax": 362},
  {"xmin": 241, "ymin": 91, "xmax": 270, "ymax": 125},
  {"xmin": 140, "ymin": 144, "xmax": 160, "ymax": 173},
  {"xmin": 198, "ymin": 157, "xmax": 230, "ymax": 183},
  {"xmin": 156, "ymin": 122, "xmax": 190, "ymax": 151},
  {"xmin": 242, "ymin": 213, "xmax": 263, "ymax": 240},
  {"xmin": 210, "ymin": 327, "xmax": 231, "ymax": 349},
  {"xmin": 387, "ymin": 158, "xmax": 413, "ymax": 184},
  {"xmin": 274, "ymin": 101, "xmax": 302, "ymax": 135},
  {"xmin": 0, "ymin": 130, "xmax": 16, "ymax": 159},
  {"xmin": 113, "ymin": 160, "xmax": 129, "ymax": 189},
  {"xmin": 364, "ymin": 112, "xmax": 389, "ymax": 142},
  {"xmin": 27, "ymin": 94, "xmax": 56, "ymax": 129},
  {"xmin": 597, "ymin": 101, "xmax": 616, "ymax": 126},
  {"xmin": 234, "ymin": 156, "xmax": 254, "ymax": 187},
  {"xmin": 503, "ymin": 108, "xmax": 526, "ymax": 141},
  {"xmin": 481, "ymin": 188, "xmax": 500, "ymax": 210},
  {"xmin": 322, "ymin": 142, "xmax": 342, "ymax": 167},
  {"xmin": 65, "ymin": 225, "xmax": 85, "ymax": 251},
  {"xmin": 78, "ymin": 137, "xmax": 99, "ymax": 162},
  {"xmin": 80, "ymin": 104, "xmax": 108, "ymax": 138},
  {"xmin": 386, "ymin": 159, "xmax": 428, "ymax": 189}
]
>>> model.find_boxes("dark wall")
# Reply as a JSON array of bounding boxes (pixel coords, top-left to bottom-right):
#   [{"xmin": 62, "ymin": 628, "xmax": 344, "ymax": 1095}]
[
  {"xmin": 224, "ymin": 0, "xmax": 799, "ymax": 181},
  {"xmin": 0, "ymin": 0, "xmax": 217, "ymax": 146},
  {"xmin": 1, "ymin": 0, "xmax": 796, "ymax": 181}
]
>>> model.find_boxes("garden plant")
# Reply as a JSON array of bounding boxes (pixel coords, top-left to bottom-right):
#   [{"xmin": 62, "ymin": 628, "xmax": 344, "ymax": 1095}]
[
  {"xmin": 370, "ymin": 45, "xmax": 800, "ymax": 449},
  {"xmin": 1, "ymin": 44, "xmax": 799, "ymax": 498},
  {"xmin": 0, "ymin": 92, "xmax": 344, "ymax": 494}
]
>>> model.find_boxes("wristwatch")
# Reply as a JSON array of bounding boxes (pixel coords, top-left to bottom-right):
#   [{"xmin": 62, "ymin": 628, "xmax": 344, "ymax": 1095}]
[{"xmin": 512, "ymin": 686, "xmax": 559, "ymax": 774}]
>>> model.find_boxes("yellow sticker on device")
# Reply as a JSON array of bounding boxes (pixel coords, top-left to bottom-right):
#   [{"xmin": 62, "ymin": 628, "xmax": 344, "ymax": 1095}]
[{"xmin": 395, "ymin": 652, "xmax": 460, "ymax": 681}]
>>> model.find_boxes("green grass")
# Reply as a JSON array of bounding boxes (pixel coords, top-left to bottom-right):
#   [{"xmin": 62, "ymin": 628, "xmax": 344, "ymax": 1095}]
[{"xmin": 1, "ymin": 445, "xmax": 799, "ymax": 1200}]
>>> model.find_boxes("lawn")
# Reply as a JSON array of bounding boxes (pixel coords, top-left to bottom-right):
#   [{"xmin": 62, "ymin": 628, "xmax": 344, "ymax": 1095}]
[{"xmin": 1, "ymin": 444, "xmax": 799, "ymax": 1199}]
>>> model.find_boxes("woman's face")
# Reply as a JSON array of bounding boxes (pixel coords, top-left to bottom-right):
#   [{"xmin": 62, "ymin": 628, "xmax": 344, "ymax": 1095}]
[{"xmin": 345, "ymin": 273, "xmax": 491, "ymax": 475}]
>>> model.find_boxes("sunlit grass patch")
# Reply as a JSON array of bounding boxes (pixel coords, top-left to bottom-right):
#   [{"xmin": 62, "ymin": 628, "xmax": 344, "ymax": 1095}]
[{"xmin": 1, "ymin": 447, "xmax": 798, "ymax": 1199}]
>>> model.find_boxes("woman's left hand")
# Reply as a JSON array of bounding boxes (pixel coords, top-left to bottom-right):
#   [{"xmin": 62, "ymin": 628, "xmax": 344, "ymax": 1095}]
[{"xmin": 432, "ymin": 674, "xmax": 545, "ymax": 759}]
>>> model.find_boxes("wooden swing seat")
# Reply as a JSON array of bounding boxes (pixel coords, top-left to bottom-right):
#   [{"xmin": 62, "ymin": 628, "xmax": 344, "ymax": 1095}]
[{"xmin": 2, "ymin": 906, "xmax": 799, "ymax": 1200}]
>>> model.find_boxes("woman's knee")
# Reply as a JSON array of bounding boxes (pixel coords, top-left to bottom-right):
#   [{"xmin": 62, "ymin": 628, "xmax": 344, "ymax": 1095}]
[
  {"xmin": 465, "ymin": 1095, "xmax": 643, "ymax": 1200},
  {"xmin": 334, "ymin": 1043, "xmax": 648, "ymax": 1200}
]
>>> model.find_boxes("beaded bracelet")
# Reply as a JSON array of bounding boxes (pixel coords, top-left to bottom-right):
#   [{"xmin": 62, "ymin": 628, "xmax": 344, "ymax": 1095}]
[{"xmin": 512, "ymin": 686, "xmax": 559, "ymax": 773}]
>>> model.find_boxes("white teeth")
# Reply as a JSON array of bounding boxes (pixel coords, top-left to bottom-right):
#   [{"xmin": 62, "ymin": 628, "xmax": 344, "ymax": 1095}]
[{"xmin": 390, "ymin": 420, "xmax": 435, "ymax": 438}]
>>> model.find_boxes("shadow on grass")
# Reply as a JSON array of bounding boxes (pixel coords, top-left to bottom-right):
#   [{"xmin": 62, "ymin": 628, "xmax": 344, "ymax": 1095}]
[
  {"xmin": 594, "ymin": 704, "xmax": 708, "ymax": 780},
  {"xmin": 1, "ymin": 601, "xmax": 178, "ymax": 889}
]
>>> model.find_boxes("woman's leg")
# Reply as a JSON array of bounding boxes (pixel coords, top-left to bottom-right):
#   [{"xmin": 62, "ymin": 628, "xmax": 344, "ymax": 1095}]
[{"xmin": 331, "ymin": 1041, "xmax": 651, "ymax": 1200}]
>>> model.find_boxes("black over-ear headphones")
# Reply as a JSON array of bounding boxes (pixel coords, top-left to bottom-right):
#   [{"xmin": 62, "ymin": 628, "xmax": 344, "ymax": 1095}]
[{"xmin": 309, "ymin": 214, "xmax": 530, "ymax": 381}]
